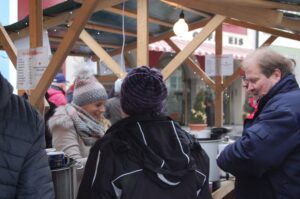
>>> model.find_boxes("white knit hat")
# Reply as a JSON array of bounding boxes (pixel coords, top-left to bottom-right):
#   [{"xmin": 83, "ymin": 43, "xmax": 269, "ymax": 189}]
[
  {"xmin": 72, "ymin": 66, "xmax": 108, "ymax": 106},
  {"xmin": 114, "ymin": 78, "xmax": 123, "ymax": 94}
]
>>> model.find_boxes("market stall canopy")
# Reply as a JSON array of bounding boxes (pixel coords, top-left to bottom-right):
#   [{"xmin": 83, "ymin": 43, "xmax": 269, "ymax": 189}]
[{"xmin": 1, "ymin": 0, "xmax": 300, "ymax": 57}]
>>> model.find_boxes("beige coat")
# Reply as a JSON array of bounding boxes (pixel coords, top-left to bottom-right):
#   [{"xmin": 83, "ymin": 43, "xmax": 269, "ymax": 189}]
[{"xmin": 48, "ymin": 106, "xmax": 96, "ymax": 166}]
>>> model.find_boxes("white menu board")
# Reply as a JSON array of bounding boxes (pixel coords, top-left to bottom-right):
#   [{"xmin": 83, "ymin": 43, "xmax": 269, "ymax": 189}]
[
  {"xmin": 17, "ymin": 47, "xmax": 49, "ymax": 89},
  {"xmin": 221, "ymin": 54, "xmax": 234, "ymax": 76},
  {"xmin": 205, "ymin": 54, "xmax": 234, "ymax": 76},
  {"xmin": 205, "ymin": 54, "xmax": 216, "ymax": 76}
]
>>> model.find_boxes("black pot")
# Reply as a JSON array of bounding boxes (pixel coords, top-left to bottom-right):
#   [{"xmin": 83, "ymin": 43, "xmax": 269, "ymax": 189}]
[{"xmin": 210, "ymin": 127, "xmax": 230, "ymax": 139}]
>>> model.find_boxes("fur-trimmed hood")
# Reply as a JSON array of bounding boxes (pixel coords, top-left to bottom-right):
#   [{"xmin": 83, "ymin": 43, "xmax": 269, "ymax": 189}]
[{"xmin": 47, "ymin": 106, "xmax": 73, "ymax": 132}]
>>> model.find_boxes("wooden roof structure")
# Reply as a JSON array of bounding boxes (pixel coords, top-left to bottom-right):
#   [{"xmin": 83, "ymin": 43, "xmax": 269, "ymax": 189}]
[{"xmin": 0, "ymin": 0, "xmax": 300, "ymax": 129}]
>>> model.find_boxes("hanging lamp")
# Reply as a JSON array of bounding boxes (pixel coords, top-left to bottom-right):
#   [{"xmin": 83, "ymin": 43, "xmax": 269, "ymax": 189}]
[{"xmin": 173, "ymin": 10, "xmax": 189, "ymax": 37}]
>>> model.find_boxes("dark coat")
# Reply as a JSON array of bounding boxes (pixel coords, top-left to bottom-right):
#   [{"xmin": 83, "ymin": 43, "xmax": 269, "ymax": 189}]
[
  {"xmin": 0, "ymin": 73, "xmax": 54, "ymax": 199},
  {"xmin": 77, "ymin": 114, "xmax": 212, "ymax": 199},
  {"xmin": 217, "ymin": 74, "xmax": 300, "ymax": 199}
]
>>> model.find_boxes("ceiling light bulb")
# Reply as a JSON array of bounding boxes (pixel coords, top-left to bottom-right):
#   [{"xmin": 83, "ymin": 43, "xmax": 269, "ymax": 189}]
[{"xmin": 173, "ymin": 10, "xmax": 189, "ymax": 37}]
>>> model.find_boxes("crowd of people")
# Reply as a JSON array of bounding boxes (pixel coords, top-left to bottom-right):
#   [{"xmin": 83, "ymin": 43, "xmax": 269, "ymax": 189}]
[{"xmin": 0, "ymin": 47, "xmax": 300, "ymax": 199}]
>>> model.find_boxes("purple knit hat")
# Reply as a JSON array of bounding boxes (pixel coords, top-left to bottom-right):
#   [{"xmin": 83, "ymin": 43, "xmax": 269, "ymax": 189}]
[{"xmin": 120, "ymin": 66, "xmax": 167, "ymax": 115}]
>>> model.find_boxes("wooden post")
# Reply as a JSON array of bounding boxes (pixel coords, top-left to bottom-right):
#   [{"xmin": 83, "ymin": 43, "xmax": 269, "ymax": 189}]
[
  {"xmin": 0, "ymin": 23, "xmax": 17, "ymax": 66},
  {"xmin": 29, "ymin": 0, "xmax": 44, "ymax": 114},
  {"xmin": 214, "ymin": 24, "xmax": 223, "ymax": 127},
  {"xmin": 137, "ymin": 0, "xmax": 149, "ymax": 66},
  {"xmin": 261, "ymin": 35, "xmax": 277, "ymax": 47}
]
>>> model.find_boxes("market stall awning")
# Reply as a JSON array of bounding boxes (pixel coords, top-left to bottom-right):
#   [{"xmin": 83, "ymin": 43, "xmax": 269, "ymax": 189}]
[{"xmin": 149, "ymin": 38, "xmax": 252, "ymax": 59}]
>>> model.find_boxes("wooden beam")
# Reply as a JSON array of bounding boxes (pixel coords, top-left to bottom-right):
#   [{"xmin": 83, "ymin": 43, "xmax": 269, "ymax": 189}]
[
  {"xmin": 80, "ymin": 29, "xmax": 124, "ymax": 78},
  {"xmin": 165, "ymin": 0, "xmax": 283, "ymax": 28},
  {"xmin": 164, "ymin": 38, "xmax": 216, "ymax": 90},
  {"xmin": 95, "ymin": 74, "xmax": 118, "ymax": 83},
  {"xmin": 85, "ymin": 22, "xmax": 137, "ymax": 37},
  {"xmin": 160, "ymin": 0, "xmax": 211, "ymax": 18},
  {"xmin": 29, "ymin": 0, "xmax": 43, "ymax": 47},
  {"xmin": 226, "ymin": 18, "xmax": 300, "ymax": 41},
  {"xmin": 49, "ymin": 35, "xmax": 120, "ymax": 49},
  {"xmin": 30, "ymin": 0, "xmax": 120, "ymax": 106},
  {"xmin": 214, "ymin": 24, "xmax": 223, "ymax": 128},
  {"xmin": 137, "ymin": 0, "xmax": 149, "ymax": 66},
  {"xmin": 74, "ymin": 0, "xmax": 127, "ymax": 12},
  {"xmin": 106, "ymin": 7, "xmax": 174, "ymax": 28},
  {"xmin": 281, "ymin": 16, "xmax": 300, "ymax": 33},
  {"xmin": 205, "ymin": 0, "xmax": 300, "ymax": 12},
  {"xmin": 212, "ymin": 181, "xmax": 235, "ymax": 199},
  {"xmin": 43, "ymin": 11, "xmax": 78, "ymax": 29},
  {"xmin": 29, "ymin": 0, "xmax": 44, "ymax": 111},
  {"xmin": 261, "ymin": 35, "xmax": 278, "ymax": 47},
  {"xmin": 162, "ymin": 15, "xmax": 226, "ymax": 80},
  {"xmin": 0, "ymin": 23, "xmax": 17, "ymax": 66}
]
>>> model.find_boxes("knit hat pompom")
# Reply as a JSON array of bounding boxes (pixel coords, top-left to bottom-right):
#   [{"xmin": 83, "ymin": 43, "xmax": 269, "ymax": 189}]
[
  {"xmin": 120, "ymin": 66, "xmax": 167, "ymax": 115},
  {"xmin": 72, "ymin": 65, "xmax": 108, "ymax": 106},
  {"xmin": 74, "ymin": 64, "xmax": 94, "ymax": 79}
]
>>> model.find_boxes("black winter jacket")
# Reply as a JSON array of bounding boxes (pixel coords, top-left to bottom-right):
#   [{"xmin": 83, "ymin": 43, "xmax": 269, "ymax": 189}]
[
  {"xmin": 77, "ymin": 114, "xmax": 212, "ymax": 199},
  {"xmin": 0, "ymin": 73, "xmax": 54, "ymax": 199}
]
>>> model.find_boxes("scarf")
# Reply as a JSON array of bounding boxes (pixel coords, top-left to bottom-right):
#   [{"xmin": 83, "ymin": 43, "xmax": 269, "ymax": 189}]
[{"xmin": 65, "ymin": 103, "xmax": 106, "ymax": 145}]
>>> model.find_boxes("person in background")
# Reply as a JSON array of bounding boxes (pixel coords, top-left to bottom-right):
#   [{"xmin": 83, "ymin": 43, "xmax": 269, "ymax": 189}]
[
  {"xmin": 66, "ymin": 82, "xmax": 75, "ymax": 103},
  {"xmin": 204, "ymin": 99, "xmax": 214, "ymax": 127},
  {"xmin": 77, "ymin": 66, "xmax": 211, "ymax": 199},
  {"xmin": 217, "ymin": 47, "xmax": 300, "ymax": 199},
  {"xmin": 44, "ymin": 72, "xmax": 68, "ymax": 148},
  {"xmin": 104, "ymin": 78, "xmax": 124, "ymax": 125},
  {"xmin": 0, "ymin": 72, "xmax": 54, "ymax": 198},
  {"xmin": 45, "ymin": 72, "xmax": 68, "ymax": 107},
  {"xmin": 48, "ymin": 66, "xmax": 110, "ymax": 180}
]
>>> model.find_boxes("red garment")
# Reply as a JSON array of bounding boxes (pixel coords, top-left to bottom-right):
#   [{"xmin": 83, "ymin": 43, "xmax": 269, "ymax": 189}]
[
  {"xmin": 246, "ymin": 97, "xmax": 258, "ymax": 119},
  {"xmin": 47, "ymin": 88, "xmax": 67, "ymax": 106}
]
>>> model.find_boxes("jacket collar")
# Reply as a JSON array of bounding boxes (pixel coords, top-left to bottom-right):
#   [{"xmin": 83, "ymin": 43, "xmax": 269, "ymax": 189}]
[
  {"xmin": 254, "ymin": 74, "xmax": 298, "ymax": 119},
  {"xmin": 107, "ymin": 113, "xmax": 169, "ymax": 132},
  {"xmin": 0, "ymin": 73, "xmax": 13, "ymax": 109}
]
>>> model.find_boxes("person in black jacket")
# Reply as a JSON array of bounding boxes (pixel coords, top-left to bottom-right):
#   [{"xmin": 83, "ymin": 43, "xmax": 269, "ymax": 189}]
[
  {"xmin": 77, "ymin": 66, "xmax": 211, "ymax": 199},
  {"xmin": 0, "ymin": 72, "xmax": 54, "ymax": 198}
]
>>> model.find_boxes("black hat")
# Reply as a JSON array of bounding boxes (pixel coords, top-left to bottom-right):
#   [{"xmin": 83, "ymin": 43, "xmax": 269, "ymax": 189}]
[{"xmin": 121, "ymin": 66, "xmax": 167, "ymax": 115}]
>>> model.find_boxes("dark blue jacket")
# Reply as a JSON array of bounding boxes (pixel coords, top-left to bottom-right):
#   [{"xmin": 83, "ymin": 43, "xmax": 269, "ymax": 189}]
[
  {"xmin": 217, "ymin": 74, "xmax": 300, "ymax": 199},
  {"xmin": 77, "ymin": 114, "xmax": 212, "ymax": 199},
  {"xmin": 0, "ymin": 73, "xmax": 54, "ymax": 198}
]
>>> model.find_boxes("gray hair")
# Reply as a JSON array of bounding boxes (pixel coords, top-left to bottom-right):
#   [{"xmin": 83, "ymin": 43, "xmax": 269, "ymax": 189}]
[{"xmin": 242, "ymin": 47, "xmax": 295, "ymax": 78}]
